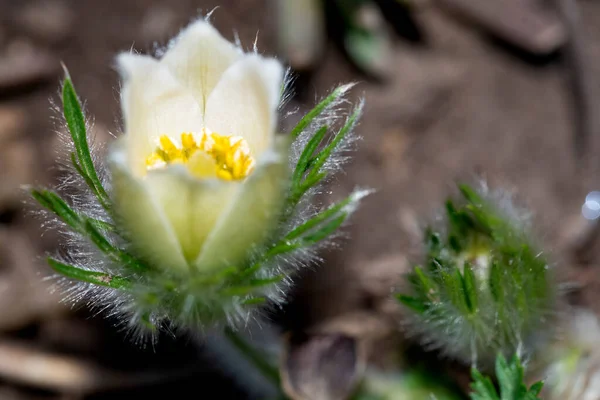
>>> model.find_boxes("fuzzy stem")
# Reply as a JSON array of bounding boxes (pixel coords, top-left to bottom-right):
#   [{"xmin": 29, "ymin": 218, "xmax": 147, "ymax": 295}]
[{"xmin": 223, "ymin": 328, "xmax": 285, "ymax": 397}]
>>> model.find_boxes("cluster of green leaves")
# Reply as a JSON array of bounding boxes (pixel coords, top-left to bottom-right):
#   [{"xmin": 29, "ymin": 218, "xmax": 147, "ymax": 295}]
[
  {"xmin": 397, "ymin": 184, "xmax": 553, "ymax": 366},
  {"xmin": 30, "ymin": 76, "xmax": 140, "ymax": 291},
  {"xmin": 471, "ymin": 354, "xmax": 543, "ymax": 400},
  {"xmin": 30, "ymin": 74, "xmax": 364, "ymax": 329}
]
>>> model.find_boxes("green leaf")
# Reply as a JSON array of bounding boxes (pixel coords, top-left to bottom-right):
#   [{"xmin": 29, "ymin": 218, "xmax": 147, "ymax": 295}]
[
  {"xmin": 241, "ymin": 297, "xmax": 267, "ymax": 306},
  {"xmin": 292, "ymin": 125, "xmax": 328, "ymax": 188},
  {"xmin": 396, "ymin": 294, "xmax": 427, "ymax": 313},
  {"xmin": 442, "ymin": 269, "xmax": 467, "ymax": 313},
  {"xmin": 459, "ymin": 184, "xmax": 484, "ymax": 206},
  {"xmin": 62, "ymin": 75, "xmax": 110, "ymax": 210},
  {"xmin": 48, "ymin": 258, "xmax": 131, "ymax": 289},
  {"xmin": 286, "ymin": 193, "xmax": 357, "ymax": 241},
  {"xmin": 305, "ymin": 102, "xmax": 363, "ymax": 182},
  {"xmin": 528, "ymin": 382, "xmax": 544, "ymax": 396},
  {"xmin": 303, "ymin": 214, "xmax": 346, "ymax": 242},
  {"xmin": 489, "ymin": 261, "xmax": 504, "ymax": 303},
  {"xmin": 463, "ymin": 264, "xmax": 478, "ymax": 313},
  {"xmin": 30, "ymin": 189, "xmax": 145, "ymax": 272},
  {"xmin": 470, "ymin": 369, "xmax": 499, "ymax": 400},
  {"xmin": 221, "ymin": 275, "xmax": 284, "ymax": 296},
  {"xmin": 414, "ymin": 266, "xmax": 437, "ymax": 301},
  {"xmin": 469, "ymin": 354, "xmax": 543, "ymax": 400},
  {"xmin": 83, "ymin": 220, "xmax": 146, "ymax": 271},
  {"xmin": 290, "ymin": 84, "xmax": 355, "ymax": 139},
  {"xmin": 30, "ymin": 188, "xmax": 81, "ymax": 231}
]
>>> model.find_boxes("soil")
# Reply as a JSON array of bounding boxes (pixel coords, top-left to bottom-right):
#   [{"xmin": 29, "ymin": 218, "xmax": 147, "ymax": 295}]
[{"xmin": 1, "ymin": 0, "xmax": 600, "ymax": 399}]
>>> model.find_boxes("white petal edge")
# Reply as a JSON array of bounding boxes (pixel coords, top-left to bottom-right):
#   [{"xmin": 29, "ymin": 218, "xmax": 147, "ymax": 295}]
[
  {"xmin": 116, "ymin": 53, "xmax": 204, "ymax": 177},
  {"xmin": 204, "ymin": 54, "xmax": 284, "ymax": 158},
  {"xmin": 108, "ymin": 137, "xmax": 189, "ymax": 273},
  {"xmin": 160, "ymin": 19, "xmax": 243, "ymax": 114},
  {"xmin": 144, "ymin": 167, "xmax": 239, "ymax": 264},
  {"xmin": 193, "ymin": 137, "xmax": 290, "ymax": 272}
]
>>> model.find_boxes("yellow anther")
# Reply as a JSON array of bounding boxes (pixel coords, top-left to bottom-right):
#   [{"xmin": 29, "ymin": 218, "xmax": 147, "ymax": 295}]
[{"xmin": 145, "ymin": 130, "xmax": 255, "ymax": 180}]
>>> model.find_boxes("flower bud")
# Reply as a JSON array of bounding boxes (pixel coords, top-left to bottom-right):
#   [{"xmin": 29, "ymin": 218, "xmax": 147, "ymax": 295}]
[{"xmin": 397, "ymin": 183, "xmax": 555, "ymax": 368}]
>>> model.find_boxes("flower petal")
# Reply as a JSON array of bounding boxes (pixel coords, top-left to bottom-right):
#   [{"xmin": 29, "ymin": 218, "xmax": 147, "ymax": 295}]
[
  {"xmin": 144, "ymin": 167, "xmax": 238, "ymax": 264},
  {"xmin": 160, "ymin": 19, "xmax": 242, "ymax": 113},
  {"xmin": 193, "ymin": 138, "xmax": 290, "ymax": 272},
  {"xmin": 204, "ymin": 54, "xmax": 284, "ymax": 158},
  {"xmin": 108, "ymin": 138, "xmax": 188, "ymax": 273},
  {"xmin": 117, "ymin": 53, "xmax": 203, "ymax": 176}
]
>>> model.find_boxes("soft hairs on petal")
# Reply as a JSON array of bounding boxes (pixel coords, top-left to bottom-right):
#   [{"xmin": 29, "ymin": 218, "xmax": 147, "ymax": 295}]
[
  {"xmin": 108, "ymin": 138, "xmax": 189, "ymax": 273},
  {"xmin": 117, "ymin": 53, "xmax": 204, "ymax": 177},
  {"xmin": 204, "ymin": 55, "xmax": 284, "ymax": 158},
  {"xmin": 160, "ymin": 18, "xmax": 243, "ymax": 113}
]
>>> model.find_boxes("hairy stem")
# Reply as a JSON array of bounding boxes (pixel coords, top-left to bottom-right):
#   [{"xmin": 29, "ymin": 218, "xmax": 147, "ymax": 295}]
[{"xmin": 224, "ymin": 328, "xmax": 282, "ymax": 387}]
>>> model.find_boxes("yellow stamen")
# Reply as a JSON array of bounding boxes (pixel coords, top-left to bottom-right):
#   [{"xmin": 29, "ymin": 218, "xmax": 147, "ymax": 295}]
[{"xmin": 145, "ymin": 130, "xmax": 255, "ymax": 180}]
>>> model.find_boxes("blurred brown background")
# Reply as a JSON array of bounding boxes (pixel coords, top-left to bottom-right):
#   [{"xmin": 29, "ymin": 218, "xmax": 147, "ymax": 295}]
[{"xmin": 2, "ymin": 0, "xmax": 600, "ymax": 398}]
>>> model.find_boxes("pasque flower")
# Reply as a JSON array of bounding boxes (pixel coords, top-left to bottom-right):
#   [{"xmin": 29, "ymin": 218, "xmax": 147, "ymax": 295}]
[
  {"xmin": 110, "ymin": 20, "xmax": 287, "ymax": 274},
  {"xmin": 29, "ymin": 16, "xmax": 368, "ymax": 336}
]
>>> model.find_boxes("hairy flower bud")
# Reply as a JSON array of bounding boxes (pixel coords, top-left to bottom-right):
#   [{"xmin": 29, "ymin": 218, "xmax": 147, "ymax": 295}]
[
  {"xmin": 397, "ymin": 183, "xmax": 555, "ymax": 369},
  {"xmin": 29, "ymin": 16, "xmax": 368, "ymax": 339}
]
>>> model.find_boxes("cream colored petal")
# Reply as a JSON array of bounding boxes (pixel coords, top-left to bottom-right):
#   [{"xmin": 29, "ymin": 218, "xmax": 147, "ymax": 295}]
[
  {"xmin": 193, "ymin": 140, "xmax": 290, "ymax": 272},
  {"xmin": 144, "ymin": 166, "xmax": 239, "ymax": 264},
  {"xmin": 160, "ymin": 19, "xmax": 242, "ymax": 113},
  {"xmin": 108, "ymin": 138, "xmax": 188, "ymax": 273},
  {"xmin": 117, "ymin": 53, "xmax": 203, "ymax": 177},
  {"xmin": 204, "ymin": 54, "xmax": 284, "ymax": 158}
]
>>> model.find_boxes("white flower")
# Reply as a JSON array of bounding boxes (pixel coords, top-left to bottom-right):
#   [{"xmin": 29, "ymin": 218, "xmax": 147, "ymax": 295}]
[{"xmin": 108, "ymin": 19, "xmax": 288, "ymax": 274}]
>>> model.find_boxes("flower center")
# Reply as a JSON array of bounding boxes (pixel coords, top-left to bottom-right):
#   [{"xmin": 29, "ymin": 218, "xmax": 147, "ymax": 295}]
[{"xmin": 145, "ymin": 130, "xmax": 255, "ymax": 180}]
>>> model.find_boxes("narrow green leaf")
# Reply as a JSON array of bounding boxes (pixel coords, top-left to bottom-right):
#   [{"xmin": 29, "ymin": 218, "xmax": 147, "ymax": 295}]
[
  {"xmin": 31, "ymin": 189, "xmax": 81, "ymax": 230},
  {"xmin": 89, "ymin": 218, "xmax": 115, "ymax": 232},
  {"xmin": 396, "ymin": 294, "xmax": 427, "ymax": 313},
  {"xmin": 528, "ymin": 382, "xmax": 544, "ymax": 396},
  {"xmin": 470, "ymin": 368, "xmax": 499, "ymax": 400},
  {"xmin": 459, "ymin": 184, "xmax": 483, "ymax": 206},
  {"xmin": 463, "ymin": 264, "xmax": 478, "ymax": 313},
  {"xmin": 265, "ymin": 241, "xmax": 302, "ymax": 259},
  {"xmin": 70, "ymin": 152, "xmax": 100, "ymax": 194},
  {"xmin": 303, "ymin": 214, "xmax": 347, "ymax": 242},
  {"xmin": 290, "ymin": 84, "xmax": 354, "ymax": 139},
  {"xmin": 489, "ymin": 261, "xmax": 504, "ymax": 303},
  {"xmin": 292, "ymin": 171, "xmax": 327, "ymax": 201},
  {"xmin": 48, "ymin": 258, "xmax": 131, "ymax": 289},
  {"xmin": 62, "ymin": 76, "xmax": 110, "ymax": 209},
  {"xmin": 242, "ymin": 297, "xmax": 267, "ymax": 306},
  {"xmin": 221, "ymin": 276, "xmax": 284, "ymax": 297},
  {"xmin": 292, "ymin": 125, "xmax": 328, "ymax": 187},
  {"xmin": 84, "ymin": 220, "xmax": 146, "ymax": 271},
  {"xmin": 414, "ymin": 266, "xmax": 434, "ymax": 291},
  {"xmin": 306, "ymin": 102, "xmax": 362, "ymax": 182},
  {"xmin": 425, "ymin": 228, "xmax": 441, "ymax": 251},
  {"xmin": 442, "ymin": 270, "xmax": 467, "ymax": 313},
  {"xmin": 286, "ymin": 194, "xmax": 354, "ymax": 240},
  {"xmin": 249, "ymin": 275, "xmax": 285, "ymax": 286},
  {"xmin": 469, "ymin": 354, "xmax": 542, "ymax": 400}
]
